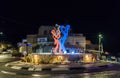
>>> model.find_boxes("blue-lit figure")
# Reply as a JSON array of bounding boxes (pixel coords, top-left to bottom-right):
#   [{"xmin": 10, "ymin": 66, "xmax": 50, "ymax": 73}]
[{"xmin": 59, "ymin": 25, "xmax": 70, "ymax": 53}]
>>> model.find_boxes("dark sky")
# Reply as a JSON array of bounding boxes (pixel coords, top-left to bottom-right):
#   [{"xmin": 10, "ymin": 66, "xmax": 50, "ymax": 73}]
[{"xmin": 0, "ymin": 0, "xmax": 120, "ymax": 53}]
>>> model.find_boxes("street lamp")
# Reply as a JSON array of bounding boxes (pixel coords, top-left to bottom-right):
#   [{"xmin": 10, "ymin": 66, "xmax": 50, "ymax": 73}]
[
  {"xmin": 98, "ymin": 34, "xmax": 103, "ymax": 59},
  {"xmin": 0, "ymin": 32, "xmax": 3, "ymax": 35},
  {"xmin": 0, "ymin": 32, "xmax": 3, "ymax": 43}
]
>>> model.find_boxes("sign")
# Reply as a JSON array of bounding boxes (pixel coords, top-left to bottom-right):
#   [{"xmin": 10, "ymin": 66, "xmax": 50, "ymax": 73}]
[
  {"xmin": 26, "ymin": 43, "xmax": 32, "ymax": 46},
  {"xmin": 37, "ymin": 37, "xmax": 47, "ymax": 44},
  {"xmin": 22, "ymin": 39, "xmax": 27, "ymax": 43}
]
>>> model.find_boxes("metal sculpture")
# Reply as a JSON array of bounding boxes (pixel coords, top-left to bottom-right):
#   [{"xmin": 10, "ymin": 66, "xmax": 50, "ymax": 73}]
[
  {"xmin": 59, "ymin": 25, "xmax": 70, "ymax": 53},
  {"xmin": 51, "ymin": 26, "xmax": 61, "ymax": 53},
  {"xmin": 51, "ymin": 24, "xmax": 70, "ymax": 54}
]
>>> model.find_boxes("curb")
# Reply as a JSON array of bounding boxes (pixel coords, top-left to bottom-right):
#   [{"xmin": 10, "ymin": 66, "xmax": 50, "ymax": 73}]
[
  {"xmin": 5, "ymin": 63, "xmax": 111, "ymax": 72},
  {"xmin": 1, "ymin": 63, "xmax": 113, "ymax": 76},
  {"xmin": 1, "ymin": 71, "xmax": 16, "ymax": 75}
]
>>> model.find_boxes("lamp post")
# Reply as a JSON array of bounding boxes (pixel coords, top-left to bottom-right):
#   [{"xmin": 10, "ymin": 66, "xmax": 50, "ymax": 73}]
[
  {"xmin": 98, "ymin": 34, "xmax": 103, "ymax": 59},
  {"xmin": 98, "ymin": 34, "xmax": 103, "ymax": 52},
  {"xmin": 0, "ymin": 32, "xmax": 3, "ymax": 43}
]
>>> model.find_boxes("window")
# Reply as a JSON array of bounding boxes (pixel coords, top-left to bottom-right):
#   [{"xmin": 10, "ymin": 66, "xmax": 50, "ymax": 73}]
[
  {"xmin": 76, "ymin": 42, "xmax": 79, "ymax": 45},
  {"xmin": 44, "ymin": 30, "xmax": 47, "ymax": 35}
]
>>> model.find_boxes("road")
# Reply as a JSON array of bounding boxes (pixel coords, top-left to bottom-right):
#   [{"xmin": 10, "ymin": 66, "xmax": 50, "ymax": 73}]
[
  {"xmin": 0, "ymin": 54, "xmax": 120, "ymax": 78},
  {"xmin": 0, "ymin": 69, "xmax": 120, "ymax": 78}
]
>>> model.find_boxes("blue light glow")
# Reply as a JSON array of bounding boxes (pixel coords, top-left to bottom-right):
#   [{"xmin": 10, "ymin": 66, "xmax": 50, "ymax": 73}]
[
  {"xmin": 33, "ymin": 53, "xmax": 80, "ymax": 55},
  {"xmin": 59, "ymin": 25, "xmax": 70, "ymax": 53},
  {"xmin": 64, "ymin": 51, "xmax": 67, "ymax": 54},
  {"xmin": 72, "ymin": 51, "xmax": 75, "ymax": 54}
]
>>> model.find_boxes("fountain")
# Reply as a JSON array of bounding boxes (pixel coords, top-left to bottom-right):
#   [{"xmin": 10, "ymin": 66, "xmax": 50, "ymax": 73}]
[{"xmin": 22, "ymin": 24, "xmax": 88, "ymax": 64}]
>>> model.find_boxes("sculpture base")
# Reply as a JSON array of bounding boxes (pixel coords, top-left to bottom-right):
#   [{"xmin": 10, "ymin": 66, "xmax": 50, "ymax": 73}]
[{"xmin": 30, "ymin": 53, "xmax": 82, "ymax": 64}]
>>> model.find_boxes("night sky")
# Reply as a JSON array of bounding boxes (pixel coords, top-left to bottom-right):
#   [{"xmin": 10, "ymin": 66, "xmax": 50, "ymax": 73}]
[{"xmin": 0, "ymin": 1, "xmax": 120, "ymax": 54}]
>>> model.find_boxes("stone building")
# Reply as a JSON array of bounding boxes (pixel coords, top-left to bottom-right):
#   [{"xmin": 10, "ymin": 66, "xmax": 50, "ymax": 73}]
[
  {"xmin": 22, "ymin": 25, "xmax": 99, "ymax": 54},
  {"xmin": 38, "ymin": 25, "xmax": 53, "ymax": 41},
  {"xmin": 27, "ymin": 35, "xmax": 37, "ymax": 44},
  {"xmin": 65, "ymin": 34, "xmax": 86, "ymax": 52},
  {"xmin": 26, "ymin": 35, "xmax": 37, "ymax": 53}
]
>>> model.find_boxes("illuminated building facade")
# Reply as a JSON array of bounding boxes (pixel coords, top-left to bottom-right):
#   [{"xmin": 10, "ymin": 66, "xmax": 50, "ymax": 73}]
[
  {"xmin": 65, "ymin": 34, "xmax": 86, "ymax": 52},
  {"xmin": 26, "ymin": 35, "xmax": 37, "ymax": 53},
  {"xmin": 27, "ymin": 35, "xmax": 37, "ymax": 44},
  {"xmin": 38, "ymin": 25, "xmax": 53, "ymax": 41}
]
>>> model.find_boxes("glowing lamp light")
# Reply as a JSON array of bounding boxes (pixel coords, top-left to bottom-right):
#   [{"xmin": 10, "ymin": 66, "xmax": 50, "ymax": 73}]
[
  {"xmin": 64, "ymin": 51, "xmax": 67, "ymax": 54},
  {"xmin": 83, "ymin": 54, "xmax": 93, "ymax": 63},
  {"xmin": 0, "ymin": 32, "xmax": 3, "ymax": 35},
  {"xmin": 72, "ymin": 51, "xmax": 74, "ymax": 54},
  {"xmin": 85, "ymin": 54, "xmax": 89, "ymax": 59},
  {"xmin": 34, "ymin": 54, "xmax": 39, "ymax": 64}
]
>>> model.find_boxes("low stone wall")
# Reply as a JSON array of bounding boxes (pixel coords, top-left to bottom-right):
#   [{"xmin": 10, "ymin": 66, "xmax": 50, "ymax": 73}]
[
  {"xmin": 21, "ymin": 53, "xmax": 97, "ymax": 64},
  {"xmin": 22, "ymin": 53, "xmax": 83, "ymax": 64}
]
